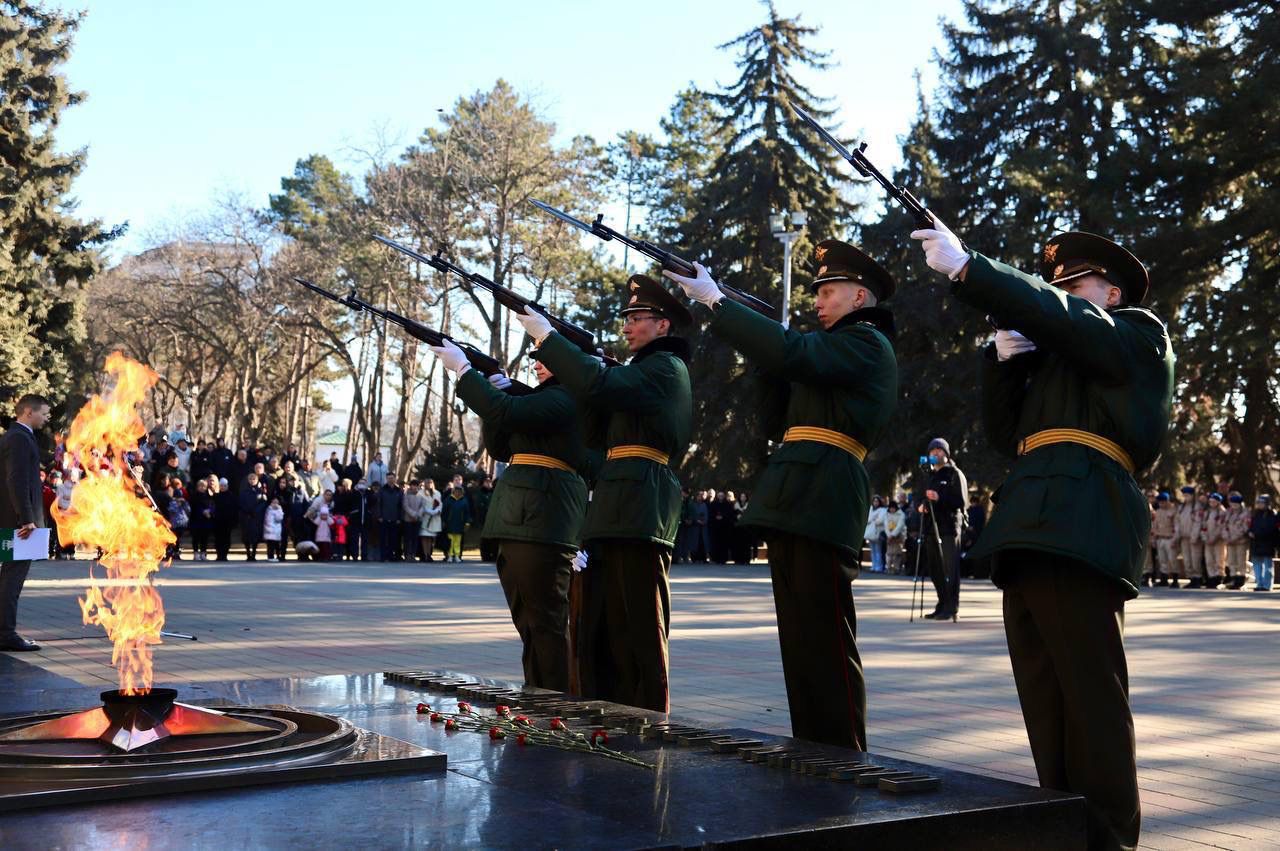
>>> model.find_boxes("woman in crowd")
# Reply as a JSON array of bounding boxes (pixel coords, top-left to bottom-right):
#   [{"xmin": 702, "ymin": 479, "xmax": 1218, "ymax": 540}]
[
  {"xmin": 189, "ymin": 478, "xmax": 215, "ymax": 560},
  {"xmin": 419, "ymin": 479, "xmax": 443, "ymax": 562},
  {"xmin": 238, "ymin": 472, "xmax": 269, "ymax": 561},
  {"xmin": 307, "ymin": 489, "xmax": 336, "ymax": 560}
]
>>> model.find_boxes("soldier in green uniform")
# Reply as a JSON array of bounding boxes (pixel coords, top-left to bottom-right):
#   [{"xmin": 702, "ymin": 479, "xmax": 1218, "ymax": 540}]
[
  {"xmin": 426, "ymin": 342, "xmax": 587, "ymax": 692},
  {"xmin": 664, "ymin": 240, "xmax": 898, "ymax": 750},
  {"xmin": 913, "ymin": 220, "xmax": 1175, "ymax": 850},
  {"xmin": 515, "ymin": 277, "xmax": 693, "ymax": 712}
]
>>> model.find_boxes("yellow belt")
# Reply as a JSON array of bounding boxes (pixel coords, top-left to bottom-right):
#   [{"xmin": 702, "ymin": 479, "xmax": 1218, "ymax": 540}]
[
  {"xmin": 509, "ymin": 453, "xmax": 574, "ymax": 473},
  {"xmin": 782, "ymin": 426, "xmax": 868, "ymax": 462},
  {"xmin": 606, "ymin": 445, "xmax": 670, "ymax": 465},
  {"xmin": 1017, "ymin": 428, "xmax": 1135, "ymax": 475}
]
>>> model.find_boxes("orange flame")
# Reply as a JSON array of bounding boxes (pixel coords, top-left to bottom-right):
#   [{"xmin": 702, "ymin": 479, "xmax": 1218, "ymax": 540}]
[{"xmin": 51, "ymin": 353, "xmax": 174, "ymax": 695}]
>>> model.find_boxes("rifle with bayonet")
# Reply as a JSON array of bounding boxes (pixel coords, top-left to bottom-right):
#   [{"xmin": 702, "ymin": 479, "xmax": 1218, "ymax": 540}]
[
  {"xmin": 293, "ymin": 276, "xmax": 534, "ymax": 395},
  {"xmin": 790, "ymin": 104, "xmax": 942, "ymax": 232},
  {"xmin": 373, "ymin": 235, "xmax": 614, "ymax": 363},
  {"xmin": 528, "ymin": 200, "xmax": 775, "ymax": 318}
]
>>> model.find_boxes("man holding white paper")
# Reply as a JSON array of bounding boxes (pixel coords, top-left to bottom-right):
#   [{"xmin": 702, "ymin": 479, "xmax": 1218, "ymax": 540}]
[{"xmin": 0, "ymin": 393, "xmax": 51, "ymax": 652}]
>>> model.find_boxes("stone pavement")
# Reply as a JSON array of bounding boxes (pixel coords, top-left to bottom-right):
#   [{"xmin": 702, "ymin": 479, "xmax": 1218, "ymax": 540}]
[{"xmin": 7, "ymin": 556, "xmax": 1279, "ymax": 850}]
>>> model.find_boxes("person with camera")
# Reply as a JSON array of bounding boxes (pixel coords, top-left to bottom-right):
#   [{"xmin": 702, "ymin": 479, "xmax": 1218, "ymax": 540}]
[{"xmin": 918, "ymin": 438, "xmax": 968, "ymax": 621}]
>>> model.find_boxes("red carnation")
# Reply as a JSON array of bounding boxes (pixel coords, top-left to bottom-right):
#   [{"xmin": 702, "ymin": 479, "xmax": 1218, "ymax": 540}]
[
  {"xmin": 591, "ymin": 729, "xmax": 609, "ymax": 745},
  {"xmin": 445, "ymin": 719, "xmax": 457, "ymax": 731},
  {"xmin": 430, "ymin": 712, "xmax": 443, "ymax": 723},
  {"xmin": 416, "ymin": 703, "xmax": 428, "ymax": 714},
  {"xmin": 495, "ymin": 704, "xmax": 511, "ymax": 716},
  {"xmin": 550, "ymin": 717, "xmax": 567, "ymax": 731},
  {"xmin": 457, "ymin": 701, "xmax": 472, "ymax": 714},
  {"xmin": 516, "ymin": 733, "xmax": 528, "ymax": 746},
  {"xmin": 489, "ymin": 726, "xmax": 505, "ymax": 740},
  {"xmin": 514, "ymin": 714, "xmax": 531, "ymax": 726}
]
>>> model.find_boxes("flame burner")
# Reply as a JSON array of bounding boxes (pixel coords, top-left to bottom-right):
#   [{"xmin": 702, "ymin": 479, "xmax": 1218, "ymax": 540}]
[{"xmin": 0, "ymin": 688, "xmax": 443, "ymax": 811}]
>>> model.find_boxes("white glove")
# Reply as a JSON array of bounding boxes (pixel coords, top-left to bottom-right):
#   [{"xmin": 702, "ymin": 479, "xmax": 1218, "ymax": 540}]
[
  {"xmin": 428, "ymin": 340, "xmax": 471, "ymax": 376},
  {"xmin": 572, "ymin": 549, "xmax": 588, "ymax": 572},
  {"xmin": 488, "ymin": 372, "xmax": 513, "ymax": 390},
  {"xmin": 515, "ymin": 306, "xmax": 554, "ymax": 344},
  {"xmin": 994, "ymin": 329, "xmax": 1037, "ymax": 362},
  {"xmin": 910, "ymin": 216, "xmax": 970, "ymax": 280},
  {"xmin": 661, "ymin": 262, "xmax": 724, "ymax": 307}
]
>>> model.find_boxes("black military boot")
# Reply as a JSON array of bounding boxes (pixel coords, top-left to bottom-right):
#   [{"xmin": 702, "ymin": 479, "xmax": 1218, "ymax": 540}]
[{"xmin": 1187, "ymin": 576, "xmax": 1203, "ymax": 589}]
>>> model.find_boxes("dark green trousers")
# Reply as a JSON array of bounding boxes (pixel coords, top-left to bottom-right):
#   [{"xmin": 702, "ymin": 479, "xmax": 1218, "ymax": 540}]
[
  {"xmin": 495, "ymin": 540, "xmax": 574, "ymax": 692},
  {"xmin": 577, "ymin": 539, "xmax": 671, "ymax": 712},
  {"xmin": 1000, "ymin": 551, "xmax": 1140, "ymax": 851},
  {"xmin": 767, "ymin": 532, "xmax": 866, "ymax": 750}
]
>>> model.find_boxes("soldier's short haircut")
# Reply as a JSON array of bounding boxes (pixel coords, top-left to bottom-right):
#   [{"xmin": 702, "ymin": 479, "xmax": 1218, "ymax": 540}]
[{"xmin": 15, "ymin": 393, "xmax": 51, "ymax": 415}]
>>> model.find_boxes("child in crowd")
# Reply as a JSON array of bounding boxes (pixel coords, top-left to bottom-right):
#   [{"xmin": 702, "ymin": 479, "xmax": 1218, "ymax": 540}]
[{"xmin": 263, "ymin": 497, "xmax": 285, "ymax": 562}]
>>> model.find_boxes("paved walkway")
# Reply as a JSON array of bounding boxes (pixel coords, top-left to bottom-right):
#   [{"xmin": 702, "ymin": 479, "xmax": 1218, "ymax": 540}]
[{"xmin": 8, "ymin": 556, "xmax": 1279, "ymax": 850}]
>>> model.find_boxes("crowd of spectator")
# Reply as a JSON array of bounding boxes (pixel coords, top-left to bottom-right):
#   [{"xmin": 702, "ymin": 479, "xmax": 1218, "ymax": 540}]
[{"xmin": 41, "ymin": 424, "xmax": 487, "ymax": 564}]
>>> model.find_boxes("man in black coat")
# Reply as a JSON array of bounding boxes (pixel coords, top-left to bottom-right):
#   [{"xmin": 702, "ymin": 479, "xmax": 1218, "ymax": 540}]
[
  {"xmin": 0, "ymin": 394, "xmax": 51, "ymax": 651},
  {"xmin": 919, "ymin": 437, "xmax": 968, "ymax": 620},
  {"xmin": 209, "ymin": 437, "xmax": 233, "ymax": 480}
]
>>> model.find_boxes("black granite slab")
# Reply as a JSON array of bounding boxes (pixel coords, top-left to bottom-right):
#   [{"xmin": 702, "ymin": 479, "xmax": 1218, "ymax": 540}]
[{"xmin": 0, "ymin": 673, "xmax": 1086, "ymax": 849}]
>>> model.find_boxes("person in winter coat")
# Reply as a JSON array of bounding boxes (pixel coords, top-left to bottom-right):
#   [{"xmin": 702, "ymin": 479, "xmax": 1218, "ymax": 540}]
[
  {"xmin": 418, "ymin": 480, "xmax": 444, "ymax": 562},
  {"xmin": 401, "ymin": 481, "xmax": 427, "ymax": 562},
  {"xmin": 165, "ymin": 485, "xmax": 190, "ymax": 561},
  {"xmin": 189, "ymin": 478, "xmax": 216, "ymax": 561},
  {"xmin": 864, "ymin": 495, "xmax": 888, "ymax": 572},
  {"xmin": 212, "ymin": 477, "xmax": 236, "ymax": 561},
  {"xmin": 263, "ymin": 498, "xmax": 285, "ymax": 562},
  {"xmin": 884, "ymin": 501, "xmax": 907, "ymax": 574},
  {"xmin": 306, "ymin": 490, "xmax": 335, "ymax": 560},
  {"xmin": 238, "ymin": 472, "xmax": 270, "ymax": 561},
  {"xmin": 1248, "ymin": 495, "xmax": 1277, "ymax": 592},
  {"xmin": 441, "ymin": 486, "xmax": 472, "ymax": 563}
]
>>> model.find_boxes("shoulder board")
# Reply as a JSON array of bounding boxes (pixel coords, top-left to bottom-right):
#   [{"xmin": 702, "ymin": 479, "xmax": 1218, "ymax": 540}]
[{"xmin": 1110, "ymin": 305, "xmax": 1166, "ymax": 328}]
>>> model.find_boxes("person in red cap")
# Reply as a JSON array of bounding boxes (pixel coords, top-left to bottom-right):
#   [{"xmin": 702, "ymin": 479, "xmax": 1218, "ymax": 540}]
[{"xmin": 912, "ymin": 220, "xmax": 1174, "ymax": 850}]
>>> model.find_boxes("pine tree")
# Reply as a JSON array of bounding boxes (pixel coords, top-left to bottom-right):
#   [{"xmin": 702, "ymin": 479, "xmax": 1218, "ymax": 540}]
[
  {"xmin": 1167, "ymin": 4, "xmax": 1280, "ymax": 496},
  {"xmin": 0, "ymin": 2, "xmax": 116, "ymax": 417}
]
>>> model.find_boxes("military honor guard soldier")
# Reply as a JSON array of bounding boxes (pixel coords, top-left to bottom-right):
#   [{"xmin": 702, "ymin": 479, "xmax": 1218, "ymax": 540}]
[
  {"xmin": 426, "ymin": 343, "xmax": 588, "ymax": 692},
  {"xmin": 516, "ymin": 277, "xmax": 693, "ymax": 713},
  {"xmin": 664, "ymin": 239, "xmax": 898, "ymax": 750},
  {"xmin": 913, "ymin": 221, "xmax": 1175, "ymax": 851}
]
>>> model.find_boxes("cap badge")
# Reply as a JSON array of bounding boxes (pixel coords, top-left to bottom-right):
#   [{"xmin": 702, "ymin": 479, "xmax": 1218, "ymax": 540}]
[
  {"xmin": 1044, "ymin": 243, "xmax": 1059, "ymax": 262},
  {"xmin": 814, "ymin": 245, "xmax": 828, "ymax": 262},
  {"xmin": 1053, "ymin": 264, "xmax": 1064, "ymax": 277}
]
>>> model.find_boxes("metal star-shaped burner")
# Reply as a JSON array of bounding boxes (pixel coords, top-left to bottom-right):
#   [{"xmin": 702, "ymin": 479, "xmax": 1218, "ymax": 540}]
[{"xmin": 0, "ymin": 689, "xmax": 273, "ymax": 753}]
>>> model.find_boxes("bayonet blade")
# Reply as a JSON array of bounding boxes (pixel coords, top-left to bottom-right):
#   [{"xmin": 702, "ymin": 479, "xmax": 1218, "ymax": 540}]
[
  {"xmin": 529, "ymin": 199, "xmax": 609, "ymax": 240},
  {"xmin": 790, "ymin": 104, "xmax": 869, "ymax": 174}
]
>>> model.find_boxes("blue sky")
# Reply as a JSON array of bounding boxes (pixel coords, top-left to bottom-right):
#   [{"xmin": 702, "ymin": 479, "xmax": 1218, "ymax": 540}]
[{"xmin": 59, "ymin": 0, "xmax": 966, "ymax": 257}]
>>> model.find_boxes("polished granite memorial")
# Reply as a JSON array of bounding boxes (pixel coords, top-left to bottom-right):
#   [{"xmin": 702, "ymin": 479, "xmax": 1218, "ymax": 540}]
[{"xmin": 0, "ymin": 657, "xmax": 1086, "ymax": 849}]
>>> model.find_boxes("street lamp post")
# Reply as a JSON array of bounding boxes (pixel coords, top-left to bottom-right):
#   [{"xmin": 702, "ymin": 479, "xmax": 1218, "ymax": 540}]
[{"xmin": 770, "ymin": 210, "xmax": 808, "ymax": 328}]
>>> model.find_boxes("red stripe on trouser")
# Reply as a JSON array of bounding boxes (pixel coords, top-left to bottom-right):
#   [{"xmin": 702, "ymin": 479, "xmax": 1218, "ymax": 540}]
[
  {"xmin": 656, "ymin": 556, "xmax": 670, "ymax": 713},
  {"xmin": 833, "ymin": 551, "xmax": 857, "ymax": 742}
]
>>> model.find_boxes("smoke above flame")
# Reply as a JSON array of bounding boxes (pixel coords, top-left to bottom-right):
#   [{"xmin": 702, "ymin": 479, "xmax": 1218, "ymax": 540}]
[{"xmin": 51, "ymin": 353, "xmax": 174, "ymax": 695}]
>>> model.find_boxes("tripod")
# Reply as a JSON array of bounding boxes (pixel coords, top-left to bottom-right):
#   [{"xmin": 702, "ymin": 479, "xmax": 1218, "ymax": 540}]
[{"xmin": 909, "ymin": 499, "xmax": 948, "ymax": 622}]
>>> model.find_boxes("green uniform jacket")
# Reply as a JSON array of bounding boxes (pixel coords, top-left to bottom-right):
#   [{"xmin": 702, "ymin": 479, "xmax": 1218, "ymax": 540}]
[
  {"xmin": 454, "ymin": 369, "xmax": 588, "ymax": 551},
  {"xmin": 709, "ymin": 299, "xmax": 898, "ymax": 560},
  {"xmin": 959, "ymin": 253, "xmax": 1175, "ymax": 598},
  {"xmin": 534, "ymin": 332, "xmax": 692, "ymax": 547}
]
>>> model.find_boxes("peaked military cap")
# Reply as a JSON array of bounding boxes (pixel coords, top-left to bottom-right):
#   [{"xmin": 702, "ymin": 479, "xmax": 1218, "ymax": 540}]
[
  {"xmin": 811, "ymin": 239, "xmax": 895, "ymax": 301},
  {"xmin": 1040, "ymin": 232, "xmax": 1150, "ymax": 305},
  {"xmin": 621, "ymin": 274, "xmax": 693, "ymax": 327}
]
